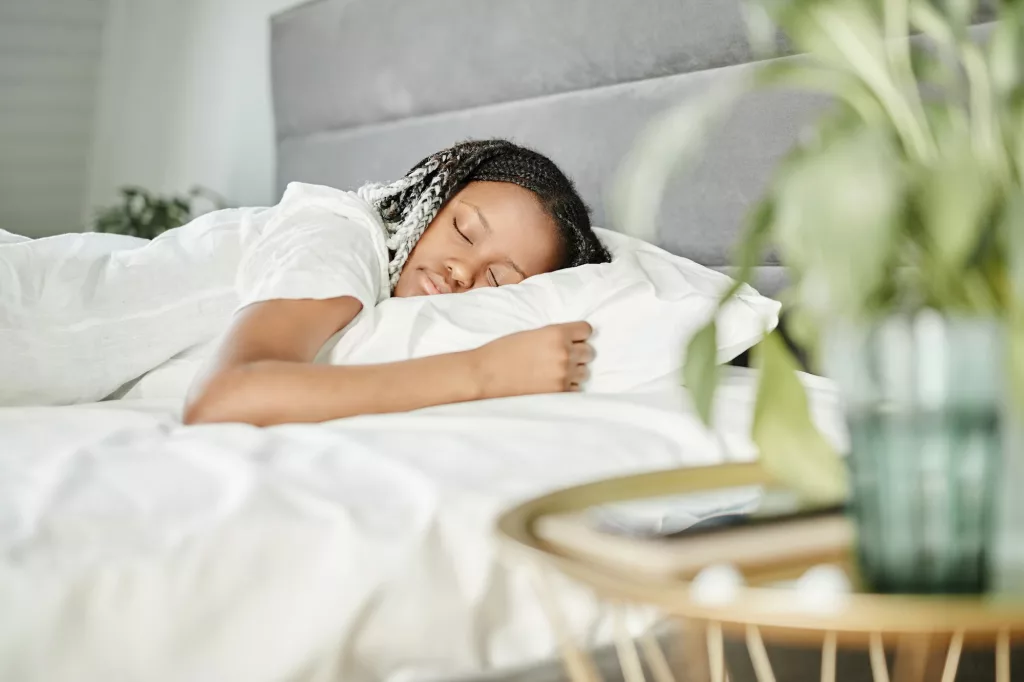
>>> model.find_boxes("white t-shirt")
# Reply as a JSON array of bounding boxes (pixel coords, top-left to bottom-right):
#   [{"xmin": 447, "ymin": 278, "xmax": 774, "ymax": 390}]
[{"xmin": 0, "ymin": 183, "xmax": 391, "ymax": 406}]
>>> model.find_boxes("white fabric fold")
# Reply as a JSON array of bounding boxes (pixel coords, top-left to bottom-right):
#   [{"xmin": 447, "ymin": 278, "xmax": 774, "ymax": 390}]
[
  {"xmin": 0, "ymin": 184, "xmax": 390, "ymax": 407},
  {"xmin": 0, "ymin": 374, "xmax": 846, "ymax": 682}
]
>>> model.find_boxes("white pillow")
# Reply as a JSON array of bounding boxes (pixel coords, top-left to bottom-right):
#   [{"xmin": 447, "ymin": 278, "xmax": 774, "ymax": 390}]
[{"xmin": 326, "ymin": 228, "xmax": 780, "ymax": 393}]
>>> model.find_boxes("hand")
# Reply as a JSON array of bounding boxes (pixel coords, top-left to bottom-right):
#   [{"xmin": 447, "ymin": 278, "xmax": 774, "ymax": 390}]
[{"xmin": 472, "ymin": 322, "xmax": 595, "ymax": 399}]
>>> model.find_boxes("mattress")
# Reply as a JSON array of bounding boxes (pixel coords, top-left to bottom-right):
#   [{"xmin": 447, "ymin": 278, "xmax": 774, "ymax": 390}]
[{"xmin": 0, "ymin": 369, "xmax": 845, "ymax": 682}]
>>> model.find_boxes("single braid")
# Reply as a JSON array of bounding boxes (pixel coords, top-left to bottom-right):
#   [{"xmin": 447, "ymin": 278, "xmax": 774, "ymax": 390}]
[{"xmin": 357, "ymin": 139, "xmax": 610, "ymax": 289}]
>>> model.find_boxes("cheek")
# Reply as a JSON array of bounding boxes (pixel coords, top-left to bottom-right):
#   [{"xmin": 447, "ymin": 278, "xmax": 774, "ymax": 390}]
[
  {"xmin": 544, "ymin": 238, "xmax": 566, "ymax": 271},
  {"xmin": 405, "ymin": 219, "xmax": 445, "ymax": 263},
  {"xmin": 512, "ymin": 213, "xmax": 565, "ymax": 275},
  {"xmin": 521, "ymin": 232, "xmax": 564, "ymax": 276}
]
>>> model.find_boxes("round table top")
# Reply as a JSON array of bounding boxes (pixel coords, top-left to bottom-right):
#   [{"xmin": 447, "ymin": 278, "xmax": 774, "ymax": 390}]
[{"xmin": 496, "ymin": 462, "xmax": 1024, "ymax": 642}]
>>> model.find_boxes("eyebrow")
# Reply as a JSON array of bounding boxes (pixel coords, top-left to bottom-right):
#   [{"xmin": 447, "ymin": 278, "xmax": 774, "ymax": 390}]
[
  {"xmin": 460, "ymin": 200, "xmax": 527, "ymax": 279},
  {"xmin": 460, "ymin": 200, "xmax": 491, "ymax": 234}
]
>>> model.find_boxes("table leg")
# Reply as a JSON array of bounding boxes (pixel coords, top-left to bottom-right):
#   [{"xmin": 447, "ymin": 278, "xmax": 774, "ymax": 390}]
[
  {"xmin": 707, "ymin": 622, "xmax": 727, "ymax": 682},
  {"xmin": 614, "ymin": 610, "xmax": 646, "ymax": 682},
  {"xmin": 674, "ymin": 618, "xmax": 711, "ymax": 682},
  {"xmin": 821, "ymin": 631, "xmax": 837, "ymax": 682},
  {"xmin": 530, "ymin": 567, "xmax": 603, "ymax": 682},
  {"xmin": 892, "ymin": 634, "xmax": 934, "ymax": 682},
  {"xmin": 639, "ymin": 630, "xmax": 677, "ymax": 682},
  {"xmin": 870, "ymin": 632, "xmax": 890, "ymax": 682},
  {"xmin": 745, "ymin": 625, "xmax": 775, "ymax": 682},
  {"xmin": 940, "ymin": 630, "xmax": 964, "ymax": 682},
  {"xmin": 996, "ymin": 628, "xmax": 1010, "ymax": 682}
]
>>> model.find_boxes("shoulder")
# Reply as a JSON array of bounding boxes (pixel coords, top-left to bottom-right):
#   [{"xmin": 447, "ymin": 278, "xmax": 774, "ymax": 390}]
[
  {"xmin": 237, "ymin": 183, "xmax": 392, "ymax": 308},
  {"xmin": 280, "ymin": 182, "xmax": 391, "ymax": 300},
  {"xmin": 278, "ymin": 183, "xmax": 386, "ymax": 235},
  {"xmin": 280, "ymin": 182, "xmax": 386, "ymax": 252}
]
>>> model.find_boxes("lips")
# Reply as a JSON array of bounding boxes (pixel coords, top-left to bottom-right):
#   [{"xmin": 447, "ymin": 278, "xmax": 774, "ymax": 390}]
[{"xmin": 420, "ymin": 269, "xmax": 451, "ymax": 296}]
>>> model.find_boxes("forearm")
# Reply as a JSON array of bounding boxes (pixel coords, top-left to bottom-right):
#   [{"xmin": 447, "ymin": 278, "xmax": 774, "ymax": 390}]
[{"xmin": 183, "ymin": 350, "xmax": 485, "ymax": 426}]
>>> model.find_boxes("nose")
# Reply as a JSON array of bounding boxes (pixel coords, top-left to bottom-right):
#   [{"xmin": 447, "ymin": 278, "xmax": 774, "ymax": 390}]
[
  {"xmin": 446, "ymin": 256, "xmax": 492, "ymax": 292},
  {"xmin": 446, "ymin": 259, "xmax": 474, "ymax": 292}
]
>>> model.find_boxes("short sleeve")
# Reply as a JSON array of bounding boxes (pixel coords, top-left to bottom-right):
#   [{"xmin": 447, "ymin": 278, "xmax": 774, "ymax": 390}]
[{"xmin": 236, "ymin": 183, "xmax": 391, "ymax": 311}]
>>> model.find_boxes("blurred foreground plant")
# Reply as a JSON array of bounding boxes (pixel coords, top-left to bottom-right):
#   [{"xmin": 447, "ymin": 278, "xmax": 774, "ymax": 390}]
[{"xmin": 616, "ymin": 0, "xmax": 1024, "ymax": 505}]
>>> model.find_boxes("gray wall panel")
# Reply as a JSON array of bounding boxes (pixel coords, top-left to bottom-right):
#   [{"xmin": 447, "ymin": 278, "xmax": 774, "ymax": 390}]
[
  {"xmin": 271, "ymin": 0, "xmax": 757, "ymax": 137},
  {"xmin": 277, "ymin": 57, "xmax": 830, "ymax": 266}
]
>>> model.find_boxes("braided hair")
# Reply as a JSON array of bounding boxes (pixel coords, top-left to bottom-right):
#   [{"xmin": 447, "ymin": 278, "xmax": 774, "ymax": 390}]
[{"xmin": 356, "ymin": 139, "xmax": 611, "ymax": 289}]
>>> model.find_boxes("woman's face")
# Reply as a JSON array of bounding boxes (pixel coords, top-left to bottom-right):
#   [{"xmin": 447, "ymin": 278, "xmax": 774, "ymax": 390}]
[{"xmin": 393, "ymin": 181, "xmax": 563, "ymax": 298}]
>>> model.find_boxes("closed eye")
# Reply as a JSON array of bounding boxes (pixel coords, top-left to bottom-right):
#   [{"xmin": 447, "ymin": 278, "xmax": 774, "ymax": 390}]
[
  {"xmin": 487, "ymin": 268, "xmax": 498, "ymax": 287},
  {"xmin": 453, "ymin": 217, "xmax": 472, "ymax": 244}
]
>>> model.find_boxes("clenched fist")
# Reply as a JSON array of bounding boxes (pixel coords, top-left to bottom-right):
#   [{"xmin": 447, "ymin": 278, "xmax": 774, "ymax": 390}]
[{"xmin": 471, "ymin": 322, "xmax": 595, "ymax": 399}]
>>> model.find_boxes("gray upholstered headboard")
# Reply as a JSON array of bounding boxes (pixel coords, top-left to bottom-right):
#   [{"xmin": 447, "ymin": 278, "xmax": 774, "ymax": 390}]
[
  {"xmin": 269, "ymin": 0, "xmax": 993, "ymax": 293},
  {"xmin": 269, "ymin": 0, "xmax": 819, "ymax": 285}
]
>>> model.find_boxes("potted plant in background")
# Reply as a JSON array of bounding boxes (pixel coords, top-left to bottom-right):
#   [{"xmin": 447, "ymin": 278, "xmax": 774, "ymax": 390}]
[
  {"xmin": 92, "ymin": 186, "xmax": 225, "ymax": 239},
  {"xmin": 616, "ymin": 0, "xmax": 1024, "ymax": 594}
]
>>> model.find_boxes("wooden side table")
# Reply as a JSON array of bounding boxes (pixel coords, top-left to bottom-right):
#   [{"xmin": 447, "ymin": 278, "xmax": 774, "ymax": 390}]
[{"xmin": 496, "ymin": 463, "xmax": 1024, "ymax": 682}]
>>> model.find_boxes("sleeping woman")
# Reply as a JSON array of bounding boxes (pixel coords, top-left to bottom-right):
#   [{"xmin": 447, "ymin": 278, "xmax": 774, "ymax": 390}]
[
  {"xmin": 0, "ymin": 139, "xmax": 611, "ymax": 424},
  {"xmin": 185, "ymin": 139, "xmax": 612, "ymax": 425}
]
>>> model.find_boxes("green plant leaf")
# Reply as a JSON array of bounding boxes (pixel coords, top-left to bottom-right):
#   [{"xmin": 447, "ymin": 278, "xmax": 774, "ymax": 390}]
[
  {"xmin": 772, "ymin": 125, "xmax": 904, "ymax": 316},
  {"xmin": 987, "ymin": 1, "xmax": 1024, "ymax": 97},
  {"xmin": 946, "ymin": 0, "xmax": 978, "ymax": 40},
  {"xmin": 783, "ymin": 307, "xmax": 823, "ymax": 368},
  {"xmin": 741, "ymin": 0, "xmax": 782, "ymax": 59},
  {"xmin": 1016, "ymin": 103, "xmax": 1024, "ymax": 180},
  {"xmin": 779, "ymin": 0, "xmax": 887, "ymax": 77},
  {"xmin": 612, "ymin": 82, "xmax": 747, "ymax": 242},
  {"xmin": 752, "ymin": 331, "xmax": 848, "ymax": 504},
  {"xmin": 731, "ymin": 197, "xmax": 775, "ymax": 290},
  {"xmin": 754, "ymin": 58, "xmax": 886, "ymax": 125},
  {"xmin": 90, "ymin": 186, "xmax": 198, "ymax": 238},
  {"xmin": 910, "ymin": 3, "xmax": 1006, "ymax": 176},
  {"xmin": 909, "ymin": 0, "xmax": 958, "ymax": 47},
  {"xmin": 683, "ymin": 321, "xmax": 720, "ymax": 426},
  {"xmin": 915, "ymin": 138, "xmax": 996, "ymax": 269},
  {"xmin": 910, "ymin": 41, "xmax": 964, "ymax": 96},
  {"xmin": 778, "ymin": 0, "xmax": 933, "ymax": 159}
]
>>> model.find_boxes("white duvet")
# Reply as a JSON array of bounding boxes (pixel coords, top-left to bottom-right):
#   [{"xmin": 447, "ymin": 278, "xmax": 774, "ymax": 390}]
[
  {"xmin": 0, "ymin": 371, "xmax": 845, "ymax": 682},
  {"xmin": 0, "ymin": 207, "xmax": 803, "ymax": 681}
]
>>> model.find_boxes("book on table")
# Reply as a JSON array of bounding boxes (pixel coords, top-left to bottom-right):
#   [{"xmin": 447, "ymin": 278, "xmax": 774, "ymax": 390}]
[{"xmin": 535, "ymin": 485, "xmax": 852, "ymax": 581}]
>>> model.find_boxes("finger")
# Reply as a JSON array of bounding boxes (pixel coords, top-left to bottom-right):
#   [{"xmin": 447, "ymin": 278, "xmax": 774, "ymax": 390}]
[
  {"xmin": 569, "ymin": 364, "xmax": 590, "ymax": 385},
  {"xmin": 570, "ymin": 342, "xmax": 595, "ymax": 365},
  {"xmin": 562, "ymin": 321, "xmax": 593, "ymax": 342}
]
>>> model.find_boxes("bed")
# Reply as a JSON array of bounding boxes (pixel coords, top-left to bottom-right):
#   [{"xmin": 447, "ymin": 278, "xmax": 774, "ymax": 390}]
[{"xmin": 0, "ymin": 0, "xmax": 897, "ymax": 680}]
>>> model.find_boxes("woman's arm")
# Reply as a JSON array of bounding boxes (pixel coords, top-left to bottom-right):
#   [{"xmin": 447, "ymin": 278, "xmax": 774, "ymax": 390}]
[{"xmin": 183, "ymin": 297, "xmax": 592, "ymax": 426}]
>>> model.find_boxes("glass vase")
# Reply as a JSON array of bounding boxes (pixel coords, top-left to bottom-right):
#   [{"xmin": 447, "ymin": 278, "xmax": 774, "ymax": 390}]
[{"xmin": 823, "ymin": 312, "xmax": 1003, "ymax": 594}]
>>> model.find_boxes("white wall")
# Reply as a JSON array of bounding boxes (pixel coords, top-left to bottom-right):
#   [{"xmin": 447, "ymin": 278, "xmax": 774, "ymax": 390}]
[
  {"xmin": 86, "ymin": 0, "xmax": 302, "ymax": 218},
  {"xmin": 0, "ymin": 0, "xmax": 108, "ymax": 237}
]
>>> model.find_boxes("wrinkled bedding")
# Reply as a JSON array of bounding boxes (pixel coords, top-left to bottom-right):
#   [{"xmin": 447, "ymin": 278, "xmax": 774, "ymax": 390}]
[
  {"xmin": 0, "ymin": 370, "xmax": 845, "ymax": 682},
  {"xmin": 0, "ymin": 186, "xmax": 391, "ymax": 408}
]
